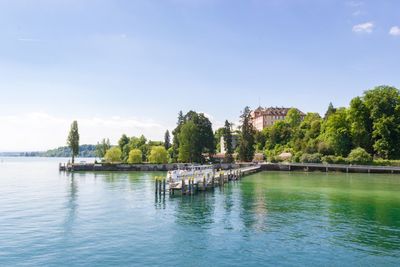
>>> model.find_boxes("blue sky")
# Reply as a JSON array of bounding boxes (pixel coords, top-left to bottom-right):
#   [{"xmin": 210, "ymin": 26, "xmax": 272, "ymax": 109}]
[{"xmin": 0, "ymin": 0, "xmax": 399, "ymax": 151}]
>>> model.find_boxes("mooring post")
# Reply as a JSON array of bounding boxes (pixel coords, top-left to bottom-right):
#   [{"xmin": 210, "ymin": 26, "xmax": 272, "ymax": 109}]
[
  {"xmin": 203, "ymin": 176, "xmax": 206, "ymax": 190},
  {"xmin": 163, "ymin": 178, "xmax": 166, "ymax": 195},
  {"xmin": 181, "ymin": 178, "xmax": 185, "ymax": 194},
  {"xmin": 155, "ymin": 177, "xmax": 158, "ymax": 194}
]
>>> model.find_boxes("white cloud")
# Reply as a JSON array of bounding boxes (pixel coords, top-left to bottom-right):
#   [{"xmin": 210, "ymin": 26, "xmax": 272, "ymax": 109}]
[
  {"xmin": 346, "ymin": 1, "xmax": 364, "ymax": 7},
  {"xmin": 0, "ymin": 112, "xmax": 168, "ymax": 151},
  {"xmin": 352, "ymin": 22, "xmax": 374, "ymax": 33},
  {"xmin": 389, "ymin": 26, "xmax": 400, "ymax": 36}
]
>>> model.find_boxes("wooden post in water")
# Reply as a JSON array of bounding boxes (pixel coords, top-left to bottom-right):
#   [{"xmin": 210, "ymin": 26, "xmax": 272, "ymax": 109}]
[
  {"xmin": 203, "ymin": 176, "xmax": 206, "ymax": 191},
  {"xmin": 155, "ymin": 177, "xmax": 158, "ymax": 194},
  {"xmin": 163, "ymin": 178, "xmax": 166, "ymax": 195},
  {"xmin": 181, "ymin": 177, "xmax": 185, "ymax": 194}
]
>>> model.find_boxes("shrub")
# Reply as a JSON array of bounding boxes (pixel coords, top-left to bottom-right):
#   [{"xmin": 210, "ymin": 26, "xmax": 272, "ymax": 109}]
[
  {"xmin": 300, "ymin": 153, "xmax": 322, "ymax": 163},
  {"xmin": 127, "ymin": 149, "xmax": 142, "ymax": 164},
  {"xmin": 148, "ymin": 146, "xmax": 169, "ymax": 164},
  {"xmin": 322, "ymin": 155, "xmax": 348, "ymax": 164},
  {"xmin": 104, "ymin": 147, "xmax": 122, "ymax": 163},
  {"xmin": 348, "ymin": 147, "xmax": 372, "ymax": 165},
  {"xmin": 292, "ymin": 152, "xmax": 302, "ymax": 163}
]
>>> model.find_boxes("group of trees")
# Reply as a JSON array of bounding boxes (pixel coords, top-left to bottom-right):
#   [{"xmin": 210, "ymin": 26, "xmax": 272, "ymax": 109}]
[
  {"xmin": 66, "ymin": 85, "xmax": 400, "ymax": 165},
  {"xmin": 100, "ymin": 134, "xmax": 169, "ymax": 164},
  {"xmin": 171, "ymin": 111, "xmax": 215, "ymax": 163},
  {"xmin": 256, "ymin": 85, "xmax": 400, "ymax": 163}
]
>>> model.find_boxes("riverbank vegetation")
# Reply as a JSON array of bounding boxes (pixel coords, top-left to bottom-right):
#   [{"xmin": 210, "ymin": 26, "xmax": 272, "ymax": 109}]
[{"xmin": 85, "ymin": 85, "xmax": 400, "ymax": 166}]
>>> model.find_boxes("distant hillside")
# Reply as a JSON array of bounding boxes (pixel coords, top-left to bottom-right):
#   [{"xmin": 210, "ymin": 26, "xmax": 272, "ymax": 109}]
[
  {"xmin": 41, "ymin": 144, "xmax": 97, "ymax": 157},
  {"xmin": 0, "ymin": 145, "xmax": 97, "ymax": 158}
]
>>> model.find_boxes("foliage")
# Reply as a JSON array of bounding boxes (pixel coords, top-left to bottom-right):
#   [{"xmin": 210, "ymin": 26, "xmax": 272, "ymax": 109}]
[
  {"xmin": 173, "ymin": 111, "xmax": 215, "ymax": 163},
  {"xmin": 223, "ymin": 120, "xmax": 234, "ymax": 163},
  {"xmin": 104, "ymin": 147, "xmax": 122, "ymax": 163},
  {"xmin": 320, "ymin": 108, "xmax": 352, "ymax": 156},
  {"xmin": 178, "ymin": 121, "xmax": 199, "ymax": 163},
  {"xmin": 164, "ymin": 130, "xmax": 171, "ymax": 150},
  {"xmin": 300, "ymin": 153, "xmax": 322, "ymax": 163},
  {"xmin": 347, "ymin": 147, "xmax": 372, "ymax": 165},
  {"xmin": 96, "ymin": 138, "xmax": 111, "ymax": 158},
  {"xmin": 118, "ymin": 134, "xmax": 130, "ymax": 162},
  {"xmin": 67, "ymin": 121, "xmax": 80, "ymax": 163},
  {"xmin": 321, "ymin": 155, "xmax": 347, "ymax": 164},
  {"xmin": 127, "ymin": 149, "xmax": 142, "ymax": 164},
  {"xmin": 238, "ymin": 106, "xmax": 256, "ymax": 162},
  {"xmin": 148, "ymin": 146, "xmax": 169, "ymax": 164}
]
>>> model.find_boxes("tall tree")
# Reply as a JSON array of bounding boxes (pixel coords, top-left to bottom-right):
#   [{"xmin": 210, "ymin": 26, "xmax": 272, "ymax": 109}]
[
  {"xmin": 96, "ymin": 138, "xmax": 111, "ymax": 158},
  {"xmin": 164, "ymin": 130, "xmax": 171, "ymax": 150},
  {"xmin": 178, "ymin": 121, "xmax": 199, "ymax": 163},
  {"xmin": 67, "ymin": 120, "xmax": 80, "ymax": 164},
  {"xmin": 321, "ymin": 108, "xmax": 352, "ymax": 156},
  {"xmin": 118, "ymin": 134, "xmax": 130, "ymax": 162},
  {"xmin": 324, "ymin": 102, "xmax": 336, "ymax": 120},
  {"xmin": 363, "ymin": 86, "xmax": 400, "ymax": 158},
  {"xmin": 172, "ymin": 111, "xmax": 184, "ymax": 162},
  {"xmin": 223, "ymin": 120, "xmax": 234, "ymax": 163},
  {"xmin": 238, "ymin": 106, "xmax": 255, "ymax": 162},
  {"xmin": 348, "ymin": 97, "xmax": 373, "ymax": 153}
]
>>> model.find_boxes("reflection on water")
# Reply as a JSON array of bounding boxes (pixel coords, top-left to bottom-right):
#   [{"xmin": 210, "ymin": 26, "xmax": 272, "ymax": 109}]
[{"xmin": 1, "ymin": 158, "xmax": 400, "ymax": 266}]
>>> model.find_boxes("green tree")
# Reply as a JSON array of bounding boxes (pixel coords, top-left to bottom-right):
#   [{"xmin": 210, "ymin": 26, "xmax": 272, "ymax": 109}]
[
  {"xmin": 127, "ymin": 149, "xmax": 142, "ymax": 164},
  {"xmin": 164, "ymin": 130, "xmax": 171, "ymax": 150},
  {"xmin": 67, "ymin": 120, "xmax": 79, "ymax": 164},
  {"xmin": 321, "ymin": 108, "xmax": 352, "ymax": 156},
  {"xmin": 118, "ymin": 134, "xmax": 131, "ymax": 162},
  {"xmin": 178, "ymin": 120, "xmax": 199, "ymax": 163},
  {"xmin": 363, "ymin": 85, "xmax": 400, "ymax": 159},
  {"xmin": 348, "ymin": 97, "xmax": 373, "ymax": 153},
  {"xmin": 214, "ymin": 127, "xmax": 225, "ymax": 152},
  {"xmin": 238, "ymin": 106, "xmax": 255, "ymax": 162},
  {"xmin": 285, "ymin": 108, "xmax": 302, "ymax": 128},
  {"xmin": 148, "ymin": 146, "xmax": 169, "ymax": 164},
  {"xmin": 95, "ymin": 138, "xmax": 111, "ymax": 158},
  {"xmin": 324, "ymin": 102, "xmax": 336, "ymax": 120},
  {"xmin": 104, "ymin": 147, "xmax": 122, "ymax": 163},
  {"xmin": 223, "ymin": 120, "xmax": 234, "ymax": 163},
  {"xmin": 171, "ymin": 111, "xmax": 184, "ymax": 162}
]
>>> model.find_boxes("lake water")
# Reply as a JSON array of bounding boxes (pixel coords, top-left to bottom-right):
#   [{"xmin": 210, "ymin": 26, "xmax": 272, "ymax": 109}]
[{"xmin": 1, "ymin": 157, "xmax": 400, "ymax": 266}]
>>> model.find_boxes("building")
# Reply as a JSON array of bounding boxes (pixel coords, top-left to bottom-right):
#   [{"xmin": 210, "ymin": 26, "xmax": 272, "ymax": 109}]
[
  {"xmin": 220, "ymin": 134, "xmax": 239, "ymax": 154},
  {"xmin": 251, "ymin": 107, "xmax": 306, "ymax": 131}
]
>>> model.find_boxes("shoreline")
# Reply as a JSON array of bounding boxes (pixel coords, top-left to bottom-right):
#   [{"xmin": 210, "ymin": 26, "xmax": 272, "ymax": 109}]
[{"xmin": 59, "ymin": 162, "xmax": 400, "ymax": 174}]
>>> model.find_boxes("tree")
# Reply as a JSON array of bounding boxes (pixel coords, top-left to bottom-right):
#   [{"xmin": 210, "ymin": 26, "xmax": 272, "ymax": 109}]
[
  {"xmin": 129, "ymin": 135, "xmax": 148, "ymax": 162},
  {"xmin": 127, "ymin": 149, "xmax": 142, "ymax": 164},
  {"xmin": 285, "ymin": 108, "xmax": 302, "ymax": 128},
  {"xmin": 171, "ymin": 111, "xmax": 184, "ymax": 162},
  {"xmin": 148, "ymin": 146, "xmax": 169, "ymax": 164},
  {"xmin": 348, "ymin": 97, "xmax": 373, "ymax": 153},
  {"xmin": 321, "ymin": 108, "xmax": 352, "ymax": 156},
  {"xmin": 223, "ymin": 120, "xmax": 234, "ymax": 162},
  {"xmin": 118, "ymin": 134, "xmax": 131, "ymax": 162},
  {"xmin": 104, "ymin": 147, "xmax": 122, "ymax": 163},
  {"xmin": 363, "ymin": 85, "xmax": 400, "ymax": 159},
  {"xmin": 324, "ymin": 102, "xmax": 336, "ymax": 120},
  {"xmin": 164, "ymin": 130, "xmax": 171, "ymax": 150},
  {"xmin": 178, "ymin": 121, "xmax": 199, "ymax": 163},
  {"xmin": 96, "ymin": 138, "xmax": 111, "ymax": 158},
  {"xmin": 67, "ymin": 120, "xmax": 79, "ymax": 164},
  {"xmin": 238, "ymin": 106, "xmax": 255, "ymax": 162},
  {"xmin": 214, "ymin": 127, "xmax": 225, "ymax": 152}
]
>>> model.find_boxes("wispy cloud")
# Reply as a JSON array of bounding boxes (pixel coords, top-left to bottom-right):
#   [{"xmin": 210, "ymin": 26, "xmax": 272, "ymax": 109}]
[
  {"xmin": 389, "ymin": 26, "xmax": 400, "ymax": 36},
  {"xmin": 17, "ymin": 38, "xmax": 43, "ymax": 42},
  {"xmin": 346, "ymin": 1, "xmax": 364, "ymax": 7},
  {"xmin": 352, "ymin": 22, "xmax": 374, "ymax": 33}
]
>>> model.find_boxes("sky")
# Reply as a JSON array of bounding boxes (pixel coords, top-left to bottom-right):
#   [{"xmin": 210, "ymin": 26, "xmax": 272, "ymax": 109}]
[{"xmin": 0, "ymin": 0, "xmax": 399, "ymax": 151}]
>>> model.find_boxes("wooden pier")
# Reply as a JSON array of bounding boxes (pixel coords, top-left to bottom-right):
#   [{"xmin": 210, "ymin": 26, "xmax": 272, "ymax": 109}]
[{"xmin": 162, "ymin": 165, "xmax": 262, "ymax": 196}]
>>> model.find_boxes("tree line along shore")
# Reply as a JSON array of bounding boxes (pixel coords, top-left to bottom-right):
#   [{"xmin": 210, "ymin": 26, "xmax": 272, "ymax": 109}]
[{"xmin": 63, "ymin": 85, "xmax": 400, "ymax": 167}]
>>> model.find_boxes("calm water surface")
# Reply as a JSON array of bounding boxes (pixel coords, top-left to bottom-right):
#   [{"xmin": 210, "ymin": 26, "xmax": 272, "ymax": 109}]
[{"xmin": 1, "ymin": 157, "xmax": 400, "ymax": 266}]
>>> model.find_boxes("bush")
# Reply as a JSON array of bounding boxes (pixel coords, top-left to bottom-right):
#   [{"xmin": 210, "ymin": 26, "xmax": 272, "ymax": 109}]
[
  {"xmin": 104, "ymin": 147, "xmax": 122, "ymax": 163},
  {"xmin": 348, "ymin": 147, "xmax": 372, "ymax": 165},
  {"xmin": 127, "ymin": 149, "xmax": 142, "ymax": 164},
  {"xmin": 148, "ymin": 146, "xmax": 169, "ymax": 164},
  {"xmin": 322, "ymin": 155, "xmax": 348, "ymax": 164},
  {"xmin": 292, "ymin": 152, "xmax": 302, "ymax": 163},
  {"xmin": 300, "ymin": 153, "xmax": 322, "ymax": 163}
]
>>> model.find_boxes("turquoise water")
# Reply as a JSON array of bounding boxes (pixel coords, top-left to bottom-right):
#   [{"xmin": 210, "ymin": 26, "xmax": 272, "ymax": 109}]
[{"xmin": 1, "ymin": 157, "xmax": 400, "ymax": 266}]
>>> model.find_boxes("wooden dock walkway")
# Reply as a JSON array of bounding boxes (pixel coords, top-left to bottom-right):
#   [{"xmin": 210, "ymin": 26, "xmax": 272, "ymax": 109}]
[{"xmin": 158, "ymin": 165, "xmax": 262, "ymax": 196}]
